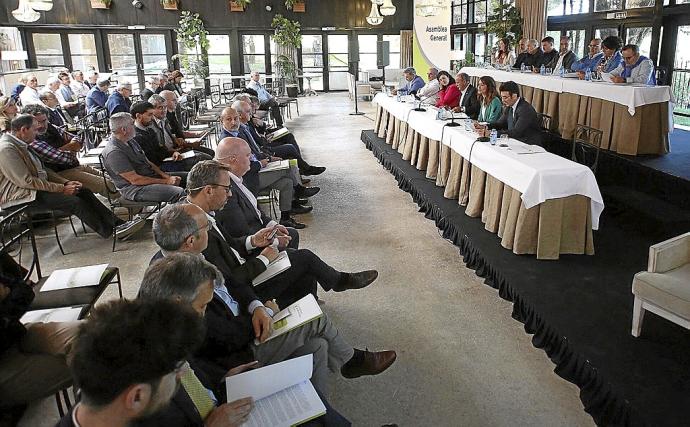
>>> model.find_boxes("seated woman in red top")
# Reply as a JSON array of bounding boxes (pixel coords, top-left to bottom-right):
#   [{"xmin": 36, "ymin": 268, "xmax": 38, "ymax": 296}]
[{"xmin": 435, "ymin": 70, "xmax": 460, "ymax": 109}]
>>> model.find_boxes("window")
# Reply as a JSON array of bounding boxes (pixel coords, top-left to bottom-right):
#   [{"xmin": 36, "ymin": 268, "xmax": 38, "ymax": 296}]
[
  {"xmin": 548, "ymin": 0, "xmax": 589, "ymax": 15},
  {"xmin": 327, "ymin": 34, "xmax": 349, "ymax": 90},
  {"xmin": 453, "ymin": 33, "xmax": 467, "ymax": 51},
  {"xmin": 301, "ymin": 35, "xmax": 323, "ymax": 91},
  {"xmin": 475, "ymin": 33, "xmax": 486, "ymax": 62},
  {"xmin": 358, "ymin": 35, "xmax": 378, "ymax": 71},
  {"xmin": 546, "ymin": 30, "xmax": 562, "ymax": 43},
  {"xmin": 595, "ymin": 28, "xmax": 619, "ymax": 40},
  {"xmin": 0, "ymin": 27, "xmax": 24, "ymax": 72},
  {"xmin": 242, "ymin": 34, "xmax": 266, "ymax": 73},
  {"xmin": 625, "ymin": 27, "xmax": 652, "ymax": 57},
  {"xmin": 452, "ymin": 0, "xmax": 468, "ymax": 25},
  {"xmin": 107, "ymin": 34, "xmax": 137, "ymax": 85},
  {"xmin": 68, "ymin": 34, "xmax": 97, "ymax": 72},
  {"xmin": 565, "ymin": 29, "xmax": 586, "ymax": 58},
  {"xmin": 626, "ymin": 0, "xmax": 654, "ymax": 7},
  {"xmin": 32, "ymin": 33, "xmax": 63, "ymax": 68},
  {"xmin": 207, "ymin": 35, "xmax": 232, "ymax": 77},
  {"xmin": 594, "ymin": 0, "xmax": 623, "ymax": 12},
  {"xmin": 473, "ymin": 0, "xmax": 487, "ymax": 23},
  {"xmin": 383, "ymin": 34, "xmax": 401, "ymax": 69},
  {"xmin": 140, "ymin": 34, "xmax": 168, "ymax": 78}
]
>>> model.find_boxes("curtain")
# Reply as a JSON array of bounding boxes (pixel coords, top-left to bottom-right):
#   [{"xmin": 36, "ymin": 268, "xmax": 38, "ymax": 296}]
[
  {"xmin": 517, "ymin": 0, "xmax": 546, "ymax": 41},
  {"xmin": 400, "ymin": 30, "xmax": 413, "ymax": 68}
]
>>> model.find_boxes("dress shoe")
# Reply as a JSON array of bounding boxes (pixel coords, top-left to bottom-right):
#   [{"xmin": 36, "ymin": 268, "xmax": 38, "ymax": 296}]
[
  {"xmin": 341, "ymin": 349, "xmax": 397, "ymax": 379},
  {"xmin": 302, "ymin": 166, "xmax": 326, "ymax": 176},
  {"xmin": 333, "ymin": 270, "xmax": 378, "ymax": 292},
  {"xmin": 290, "ymin": 204, "xmax": 313, "ymax": 215},
  {"xmin": 279, "ymin": 217, "xmax": 306, "ymax": 229},
  {"xmin": 294, "ymin": 185, "xmax": 320, "ymax": 198},
  {"xmin": 293, "ymin": 197, "xmax": 310, "ymax": 206}
]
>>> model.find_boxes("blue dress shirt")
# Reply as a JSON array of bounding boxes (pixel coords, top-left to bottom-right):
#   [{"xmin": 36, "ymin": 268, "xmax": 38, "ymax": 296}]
[{"xmin": 570, "ymin": 52, "xmax": 604, "ymax": 72}]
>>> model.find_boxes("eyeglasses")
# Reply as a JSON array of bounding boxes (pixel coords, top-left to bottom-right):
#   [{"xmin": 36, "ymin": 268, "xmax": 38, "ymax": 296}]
[
  {"xmin": 184, "ymin": 220, "xmax": 211, "ymax": 241},
  {"xmin": 212, "ymin": 183, "xmax": 232, "ymax": 194}
]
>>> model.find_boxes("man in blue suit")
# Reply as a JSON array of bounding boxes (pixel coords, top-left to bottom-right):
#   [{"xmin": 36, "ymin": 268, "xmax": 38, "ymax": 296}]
[
  {"xmin": 106, "ymin": 82, "xmax": 133, "ymax": 116},
  {"xmin": 85, "ymin": 77, "xmax": 110, "ymax": 113},
  {"xmin": 393, "ymin": 67, "xmax": 425, "ymax": 95}
]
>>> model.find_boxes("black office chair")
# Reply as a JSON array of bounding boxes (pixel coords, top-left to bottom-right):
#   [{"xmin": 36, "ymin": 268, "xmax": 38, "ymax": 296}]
[
  {"xmin": 655, "ymin": 66, "xmax": 669, "ymax": 86},
  {"xmin": 571, "ymin": 124, "xmax": 603, "ymax": 173}
]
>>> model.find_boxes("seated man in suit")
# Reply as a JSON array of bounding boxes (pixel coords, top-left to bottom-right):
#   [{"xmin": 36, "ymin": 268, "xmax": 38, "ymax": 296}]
[
  {"xmin": 37, "ymin": 91, "xmax": 73, "ymax": 129},
  {"xmin": 532, "ymin": 37, "xmax": 559, "ymax": 71},
  {"xmin": 55, "ymin": 298, "xmax": 204, "ymax": 427},
  {"xmin": 452, "ymin": 72, "xmax": 480, "ymax": 120},
  {"xmin": 85, "ymin": 77, "xmax": 110, "ymax": 114},
  {"xmin": 0, "ymin": 115, "xmax": 142, "ymax": 239},
  {"xmin": 392, "ymin": 67, "xmax": 425, "ymax": 95},
  {"xmin": 610, "ymin": 43, "xmax": 656, "ymax": 85},
  {"xmin": 160, "ymin": 90, "xmax": 208, "ymax": 141},
  {"xmin": 476, "ymin": 81, "xmax": 543, "ymax": 146},
  {"xmin": 56, "ymin": 72, "xmax": 84, "ymax": 119},
  {"xmin": 0, "ymin": 254, "xmax": 80, "ymax": 414},
  {"xmin": 215, "ymin": 137, "xmax": 300, "ymax": 249},
  {"xmin": 149, "ymin": 208, "xmax": 397, "ymax": 396},
  {"xmin": 137, "ymin": 254, "xmax": 352, "ymax": 427},
  {"xmin": 105, "ymin": 82, "xmax": 133, "ymax": 116},
  {"xmin": 101, "ymin": 112, "xmax": 186, "ymax": 202},
  {"xmin": 551, "ymin": 35, "xmax": 579, "ymax": 73},
  {"xmin": 152, "ymin": 92, "xmax": 215, "ymax": 158},
  {"xmin": 183, "ymin": 160, "xmax": 379, "ymax": 308},
  {"xmin": 220, "ymin": 107, "xmax": 313, "ymax": 228}
]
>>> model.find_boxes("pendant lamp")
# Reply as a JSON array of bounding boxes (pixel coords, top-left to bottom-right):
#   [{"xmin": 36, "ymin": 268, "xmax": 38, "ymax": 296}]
[
  {"xmin": 380, "ymin": 0, "xmax": 396, "ymax": 16},
  {"xmin": 29, "ymin": 0, "xmax": 53, "ymax": 11},
  {"xmin": 12, "ymin": 0, "xmax": 41, "ymax": 22},
  {"xmin": 366, "ymin": 1, "xmax": 384, "ymax": 26}
]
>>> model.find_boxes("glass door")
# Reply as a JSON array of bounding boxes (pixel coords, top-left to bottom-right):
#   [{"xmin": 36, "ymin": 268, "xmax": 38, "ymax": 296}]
[
  {"xmin": 327, "ymin": 34, "xmax": 349, "ymax": 90},
  {"xmin": 104, "ymin": 32, "xmax": 171, "ymax": 93},
  {"xmin": 301, "ymin": 34, "xmax": 324, "ymax": 91}
]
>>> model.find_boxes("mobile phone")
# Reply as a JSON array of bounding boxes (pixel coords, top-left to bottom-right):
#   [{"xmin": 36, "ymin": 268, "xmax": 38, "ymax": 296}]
[{"xmin": 268, "ymin": 227, "xmax": 279, "ymax": 240}]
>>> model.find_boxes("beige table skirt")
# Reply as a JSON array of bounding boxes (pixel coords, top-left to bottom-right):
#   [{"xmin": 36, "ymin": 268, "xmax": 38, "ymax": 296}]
[
  {"xmin": 374, "ymin": 106, "xmax": 594, "ymax": 260},
  {"xmin": 465, "ymin": 77, "xmax": 669, "ymax": 156}
]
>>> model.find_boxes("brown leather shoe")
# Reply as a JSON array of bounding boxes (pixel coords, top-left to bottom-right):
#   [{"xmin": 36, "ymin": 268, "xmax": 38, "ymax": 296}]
[
  {"xmin": 341, "ymin": 349, "xmax": 397, "ymax": 379},
  {"xmin": 334, "ymin": 270, "xmax": 378, "ymax": 292}
]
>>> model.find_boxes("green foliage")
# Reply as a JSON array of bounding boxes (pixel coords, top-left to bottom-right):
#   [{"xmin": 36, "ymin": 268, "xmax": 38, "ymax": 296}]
[
  {"xmin": 285, "ymin": 0, "xmax": 296, "ymax": 8},
  {"xmin": 271, "ymin": 14, "xmax": 302, "ymax": 48},
  {"xmin": 234, "ymin": 0, "xmax": 252, "ymax": 6},
  {"xmin": 485, "ymin": 4, "xmax": 522, "ymax": 47},
  {"xmin": 160, "ymin": 0, "xmax": 177, "ymax": 5},
  {"xmin": 172, "ymin": 11, "xmax": 210, "ymax": 80}
]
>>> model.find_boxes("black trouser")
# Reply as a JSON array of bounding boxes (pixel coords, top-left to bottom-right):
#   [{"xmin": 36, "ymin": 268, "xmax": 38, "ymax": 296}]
[
  {"xmin": 255, "ymin": 248, "xmax": 342, "ymax": 307},
  {"xmin": 33, "ymin": 189, "xmax": 115, "ymax": 238},
  {"xmin": 260, "ymin": 98, "xmax": 283, "ymax": 127}
]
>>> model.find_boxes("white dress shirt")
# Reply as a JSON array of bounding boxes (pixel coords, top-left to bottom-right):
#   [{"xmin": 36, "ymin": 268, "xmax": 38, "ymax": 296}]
[
  {"xmin": 19, "ymin": 86, "xmax": 44, "ymax": 106},
  {"xmin": 417, "ymin": 78, "xmax": 441, "ymax": 105}
]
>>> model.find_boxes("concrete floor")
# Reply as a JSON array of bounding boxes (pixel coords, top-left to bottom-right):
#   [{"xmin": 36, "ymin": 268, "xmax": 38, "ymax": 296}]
[{"xmin": 19, "ymin": 93, "xmax": 594, "ymax": 427}]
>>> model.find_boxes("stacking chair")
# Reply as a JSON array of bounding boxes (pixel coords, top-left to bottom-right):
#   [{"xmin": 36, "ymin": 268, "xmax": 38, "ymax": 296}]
[
  {"xmin": 98, "ymin": 155, "xmax": 162, "ymax": 251},
  {"xmin": 571, "ymin": 124, "xmax": 603, "ymax": 173},
  {"xmin": 25, "ymin": 207, "xmax": 83, "ymax": 256},
  {"xmin": 536, "ymin": 112, "xmax": 552, "ymax": 132}
]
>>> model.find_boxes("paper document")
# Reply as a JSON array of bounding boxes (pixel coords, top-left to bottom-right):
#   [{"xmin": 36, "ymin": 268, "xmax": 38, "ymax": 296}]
[
  {"xmin": 600, "ymin": 72, "xmax": 614, "ymax": 83},
  {"xmin": 255, "ymin": 294, "xmax": 322, "ymax": 344},
  {"xmin": 562, "ymin": 72, "xmax": 579, "ymax": 79},
  {"xmin": 40, "ymin": 264, "xmax": 109, "ymax": 292},
  {"xmin": 225, "ymin": 354, "xmax": 326, "ymax": 427},
  {"xmin": 268, "ymin": 127, "xmax": 290, "ymax": 140},
  {"xmin": 260, "ymin": 160, "xmax": 290, "ymax": 173},
  {"xmin": 188, "ymin": 124, "xmax": 209, "ymax": 131},
  {"xmin": 178, "ymin": 95, "xmax": 188, "ymax": 104},
  {"xmin": 78, "ymin": 156, "xmax": 102, "ymax": 166},
  {"xmin": 84, "ymin": 147, "xmax": 105, "ymax": 157},
  {"xmin": 184, "ymin": 137, "xmax": 204, "ymax": 145},
  {"xmin": 252, "ymin": 251, "xmax": 291, "ymax": 285},
  {"xmin": 21, "ymin": 306, "xmax": 84, "ymax": 324},
  {"xmin": 508, "ymin": 144, "xmax": 547, "ymax": 154},
  {"xmin": 163, "ymin": 151, "xmax": 196, "ymax": 162}
]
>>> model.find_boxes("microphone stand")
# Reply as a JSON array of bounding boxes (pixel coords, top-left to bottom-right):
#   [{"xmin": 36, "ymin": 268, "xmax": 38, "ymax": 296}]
[
  {"xmin": 444, "ymin": 108, "xmax": 462, "ymax": 127},
  {"xmin": 412, "ymin": 88, "xmax": 442, "ymax": 112}
]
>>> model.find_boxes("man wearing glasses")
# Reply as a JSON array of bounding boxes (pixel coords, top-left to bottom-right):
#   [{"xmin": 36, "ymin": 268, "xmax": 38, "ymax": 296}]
[
  {"xmin": 415, "ymin": 67, "xmax": 441, "ymax": 105},
  {"xmin": 572, "ymin": 38, "xmax": 604, "ymax": 76},
  {"xmin": 610, "ymin": 44, "xmax": 656, "ymax": 85}
]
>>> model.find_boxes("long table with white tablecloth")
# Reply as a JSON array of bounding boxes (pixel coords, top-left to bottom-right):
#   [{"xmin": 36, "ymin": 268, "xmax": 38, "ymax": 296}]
[
  {"xmin": 460, "ymin": 66, "xmax": 673, "ymax": 156},
  {"xmin": 373, "ymin": 93, "xmax": 604, "ymax": 260}
]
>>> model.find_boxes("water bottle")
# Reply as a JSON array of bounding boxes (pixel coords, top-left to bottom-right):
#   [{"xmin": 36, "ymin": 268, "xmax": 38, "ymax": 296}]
[
  {"xmin": 464, "ymin": 119, "xmax": 472, "ymax": 132},
  {"xmin": 585, "ymin": 69, "xmax": 592, "ymax": 81},
  {"xmin": 521, "ymin": 63, "xmax": 526, "ymax": 73},
  {"xmin": 396, "ymin": 94, "xmax": 401, "ymax": 102},
  {"xmin": 490, "ymin": 129, "xmax": 497, "ymax": 145},
  {"xmin": 559, "ymin": 66, "xmax": 565, "ymax": 78},
  {"xmin": 540, "ymin": 64, "xmax": 546, "ymax": 76}
]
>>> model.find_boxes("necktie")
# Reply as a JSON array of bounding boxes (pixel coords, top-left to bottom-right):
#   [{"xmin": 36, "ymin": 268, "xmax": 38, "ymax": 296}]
[
  {"xmin": 507, "ymin": 107, "xmax": 515, "ymax": 130},
  {"xmin": 180, "ymin": 364, "xmax": 215, "ymax": 420}
]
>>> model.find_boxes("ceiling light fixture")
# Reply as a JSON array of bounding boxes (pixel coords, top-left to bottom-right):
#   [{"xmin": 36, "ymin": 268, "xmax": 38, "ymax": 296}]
[
  {"xmin": 366, "ymin": 1, "xmax": 384, "ymax": 26},
  {"xmin": 12, "ymin": 0, "xmax": 41, "ymax": 22},
  {"xmin": 380, "ymin": 0, "xmax": 396, "ymax": 16},
  {"xmin": 28, "ymin": 0, "xmax": 53, "ymax": 11}
]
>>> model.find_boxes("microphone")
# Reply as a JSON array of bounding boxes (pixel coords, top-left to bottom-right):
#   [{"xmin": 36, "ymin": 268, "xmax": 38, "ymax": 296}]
[{"xmin": 413, "ymin": 88, "xmax": 442, "ymax": 112}]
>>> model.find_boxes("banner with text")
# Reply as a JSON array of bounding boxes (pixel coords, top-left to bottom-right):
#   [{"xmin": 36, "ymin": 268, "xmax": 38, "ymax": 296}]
[{"xmin": 413, "ymin": 0, "xmax": 452, "ymax": 71}]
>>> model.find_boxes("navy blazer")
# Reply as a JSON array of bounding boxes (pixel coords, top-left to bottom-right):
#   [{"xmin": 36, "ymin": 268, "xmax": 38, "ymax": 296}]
[
  {"xmin": 105, "ymin": 91, "xmax": 132, "ymax": 116},
  {"xmin": 220, "ymin": 127, "xmax": 261, "ymax": 194}
]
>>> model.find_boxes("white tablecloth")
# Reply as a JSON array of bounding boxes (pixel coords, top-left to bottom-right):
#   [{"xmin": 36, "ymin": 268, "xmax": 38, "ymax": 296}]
[
  {"xmin": 373, "ymin": 93, "xmax": 604, "ymax": 229},
  {"xmin": 461, "ymin": 66, "xmax": 672, "ymax": 116}
]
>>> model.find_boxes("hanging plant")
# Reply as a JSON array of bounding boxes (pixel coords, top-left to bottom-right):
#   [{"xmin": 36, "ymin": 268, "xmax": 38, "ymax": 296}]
[
  {"xmin": 271, "ymin": 14, "xmax": 301, "ymax": 48},
  {"xmin": 90, "ymin": 0, "xmax": 112, "ymax": 9},
  {"xmin": 160, "ymin": 0, "xmax": 178, "ymax": 10},
  {"xmin": 171, "ymin": 11, "xmax": 210, "ymax": 82},
  {"xmin": 285, "ymin": 0, "xmax": 305, "ymax": 12},
  {"xmin": 230, "ymin": 0, "xmax": 251, "ymax": 11},
  {"xmin": 485, "ymin": 5, "xmax": 523, "ymax": 48}
]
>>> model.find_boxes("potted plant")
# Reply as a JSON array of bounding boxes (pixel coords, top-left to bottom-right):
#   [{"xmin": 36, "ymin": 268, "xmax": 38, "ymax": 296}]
[
  {"xmin": 161, "ymin": 0, "xmax": 178, "ymax": 10},
  {"xmin": 272, "ymin": 14, "xmax": 302, "ymax": 96},
  {"xmin": 285, "ymin": 0, "xmax": 305, "ymax": 12},
  {"xmin": 486, "ymin": 4, "xmax": 522, "ymax": 47},
  {"xmin": 90, "ymin": 0, "xmax": 111, "ymax": 9},
  {"xmin": 171, "ymin": 11, "xmax": 210, "ymax": 88},
  {"xmin": 230, "ymin": 0, "xmax": 251, "ymax": 12}
]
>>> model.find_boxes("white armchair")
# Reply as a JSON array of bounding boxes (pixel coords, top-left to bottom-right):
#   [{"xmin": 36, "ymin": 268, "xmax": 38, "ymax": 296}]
[{"xmin": 631, "ymin": 232, "xmax": 690, "ymax": 337}]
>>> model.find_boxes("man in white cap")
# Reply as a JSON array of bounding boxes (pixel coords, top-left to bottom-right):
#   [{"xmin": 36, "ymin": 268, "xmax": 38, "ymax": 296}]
[{"xmin": 106, "ymin": 82, "xmax": 132, "ymax": 115}]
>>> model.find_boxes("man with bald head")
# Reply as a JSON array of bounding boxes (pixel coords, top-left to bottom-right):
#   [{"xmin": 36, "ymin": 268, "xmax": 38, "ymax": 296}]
[
  {"xmin": 219, "ymin": 107, "xmax": 311, "ymax": 228},
  {"xmin": 215, "ymin": 137, "xmax": 300, "ymax": 248}
]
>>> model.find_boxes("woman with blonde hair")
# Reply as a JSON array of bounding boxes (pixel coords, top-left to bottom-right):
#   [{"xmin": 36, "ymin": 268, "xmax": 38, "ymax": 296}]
[{"xmin": 0, "ymin": 96, "xmax": 18, "ymax": 133}]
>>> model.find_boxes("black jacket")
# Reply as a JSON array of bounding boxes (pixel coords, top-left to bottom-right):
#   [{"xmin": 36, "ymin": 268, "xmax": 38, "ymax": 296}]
[
  {"xmin": 532, "ymin": 49, "xmax": 559, "ymax": 69},
  {"xmin": 0, "ymin": 253, "xmax": 34, "ymax": 355},
  {"xmin": 489, "ymin": 98, "xmax": 543, "ymax": 146},
  {"xmin": 216, "ymin": 179, "xmax": 272, "ymax": 240},
  {"xmin": 134, "ymin": 125, "xmax": 169, "ymax": 166},
  {"xmin": 513, "ymin": 52, "xmax": 532, "ymax": 69},
  {"xmin": 460, "ymin": 84, "xmax": 480, "ymax": 120}
]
